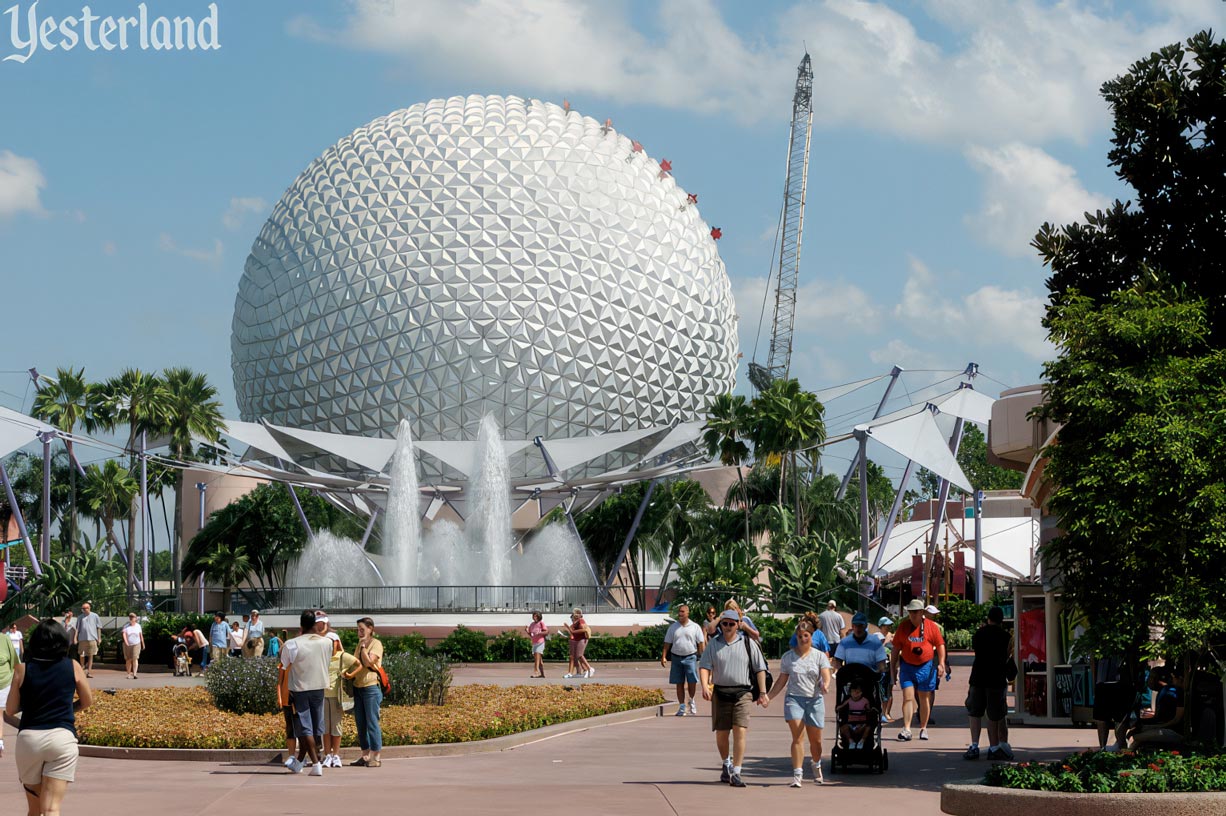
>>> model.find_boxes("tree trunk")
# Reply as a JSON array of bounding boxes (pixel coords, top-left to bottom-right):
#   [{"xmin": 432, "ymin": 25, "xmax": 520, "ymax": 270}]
[
  {"xmin": 221, "ymin": 585, "xmax": 232, "ymax": 615},
  {"xmin": 792, "ymin": 452, "xmax": 802, "ymax": 535},
  {"xmin": 173, "ymin": 472, "xmax": 184, "ymax": 599},
  {"xmin": 736, "ymin": 466, "xmax": 751, "ymax": 550},
  {"xmin": 125, "ymin": 507, "xmax": 136, "ymax": 601},
  {"xmin": 67, "ymin": 440, "xmax": 78, "ymax": 553}
]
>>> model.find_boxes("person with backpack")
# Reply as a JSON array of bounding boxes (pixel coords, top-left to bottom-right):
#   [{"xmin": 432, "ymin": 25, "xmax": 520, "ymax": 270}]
[
  {"xmin": 344, "ymin": 617, "xmax": 385, "ymax": 767},
  {"xmin": 698, "ymin": 609, "xmax": 769, "ymax": 788}
]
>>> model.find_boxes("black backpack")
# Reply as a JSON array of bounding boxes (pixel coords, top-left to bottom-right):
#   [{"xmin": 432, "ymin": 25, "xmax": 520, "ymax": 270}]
[{"xmin": 745, "ymin": 635, "xmax": 773, "ymax": 701}]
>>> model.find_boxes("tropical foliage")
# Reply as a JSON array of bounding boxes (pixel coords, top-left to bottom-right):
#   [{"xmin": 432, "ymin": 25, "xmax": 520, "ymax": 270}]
[{"xmin": 0, "ymin": 541, "xmax": 123, "ymax": 623}]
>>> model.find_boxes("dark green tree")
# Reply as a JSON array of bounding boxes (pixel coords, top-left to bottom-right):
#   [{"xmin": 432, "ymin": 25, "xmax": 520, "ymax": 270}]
[
  {"xmin": 1034, "ymin": 30, "xmax": 1226, "ymax": 337},
  {"xmin": 1037, "ymin": 288, "xmax": 1226, "ymax": 659}
]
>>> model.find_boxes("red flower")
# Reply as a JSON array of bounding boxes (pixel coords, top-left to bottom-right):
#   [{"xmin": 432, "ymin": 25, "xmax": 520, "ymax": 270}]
[
  {"xmin": 1170, "ymin": 750, "xmax": 1181, "ymax": 756},
  {"xmin": 1148, "ymin": 763, "xmax": 1161, "ymax": 771},
  {"xmin": 1120, "ymin": 772, "xmax": 1131, "ymax": 777}
]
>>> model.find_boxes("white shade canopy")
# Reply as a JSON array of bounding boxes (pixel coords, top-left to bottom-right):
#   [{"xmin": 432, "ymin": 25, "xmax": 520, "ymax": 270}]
[
  {"xmin": 0, "ymin": 406, "xmax": 54, "ymax": 459},
  {"xmin": 861, "ymin": 408, "xmax": 973, "ymax": 493},
  {"xmin": 858, "ymin": 516, "xmax": 1039, "ymax": 582}
]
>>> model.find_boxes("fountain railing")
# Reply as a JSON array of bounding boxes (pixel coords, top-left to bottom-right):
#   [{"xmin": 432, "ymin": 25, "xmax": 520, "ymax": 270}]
[{"xmin": 233, "ymin": 585, "xmax": 614, "ymax": 615}]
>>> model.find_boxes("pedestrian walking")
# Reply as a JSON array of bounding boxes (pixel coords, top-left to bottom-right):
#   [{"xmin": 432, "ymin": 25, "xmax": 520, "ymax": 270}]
[
  {"xmin": 243, "ymin": 610, "xmax": 266, "ymax": 658},
  {"xmin": 121, "ymin": 613, "xmax": 145, "ymax": 680},
  {"xmin": 832, "ymin": 612, "xmax": 888, "ymax": 673},
  {"xmin": 228, "ymin": 621, "xmax": 244, "ymax": 657},
  {"xmin": 75, "ymin": 602, "xmax": 102, "ymax": 679},
  {"xmin": 7, "ymin": 623, "xmax": 23, "ymax": 660},
  {"xmin": 891, "ymin": 599, "xmax": 946, "ymax": 741},
  {"xmin": 817, "ymin": 601, "xmax": 844, "ymax": 653},
  {"xmin": 4, "ymin": 618, "xmax": 93, "ymax": 816},
  {"xmin": 963, "ymin": 606, "xmax": 1014, "ymax": 760},
  {"xmin": 662, "ymin": 604, "xmax": 705, "ymax": 716},
  {"xmin": 563, "ymin": 608, "xmax": 593, "ymax": 678},
  {"xmin": 208, "ymin": 613, "xmax": 229, "ymax": 666},
  {"xmin": 526, "ymin": 612, "xmax": 548, "ymax": 678},
  {"xmin": 875, "ymin": 617, "xmax": 896, "ymax": 722},
  {"xmin": 702, "ymin": 606, "xmax": 719, "ymax": 641},
  {"xmin": 344, "ymin": 617, "xmax": 385, "ymax": 768},
  {"xmin": 281, "ymin": 610, "xmax": 333, "ymax": 776},
  {"xmin": 764, "ymin": 619, "xmax": 831, "ymax": 786},
  {"xmin": 698, "ymin": 609, "xmax": 769, "ymax": 788}
]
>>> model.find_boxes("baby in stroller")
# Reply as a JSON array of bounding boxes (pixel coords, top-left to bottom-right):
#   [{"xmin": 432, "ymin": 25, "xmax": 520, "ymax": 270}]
[
  {"xmin": 830, "ymin": 662, "xmax": 889, "ymax": 773},
  {"xmin": 172, "ymin": 640, "xmax": 191, "ymax": 677},
  {"xmin": 837, "ymin": 682, "xmax": 877, "ymax": 749}
]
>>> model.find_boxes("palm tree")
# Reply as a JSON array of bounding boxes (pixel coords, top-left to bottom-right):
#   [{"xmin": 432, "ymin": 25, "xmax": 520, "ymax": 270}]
[
  {"xmin": 747, "ymin": 379, "xmax": 825, "ymax": 533},
  {"xmin": 159, "ymin": 367, "xmax": 225, "ymax": 595},
  {"xmin": 31, "ymin": 367, "xmax": 104, "ymax": 552},
  {"xmin": 199, "ymin": 547, "xmax": 251, "ymax": 614},
  {"xmin": 98, "ymin": 369, "xmax": 171, "ymax": 589},
  {"xmin": 80, "ymin": 460, "xmax": 138, "ymax": 596},
  {"xmin": 703, "ymin": 393, "xmax": 753, "ymax": 550}
]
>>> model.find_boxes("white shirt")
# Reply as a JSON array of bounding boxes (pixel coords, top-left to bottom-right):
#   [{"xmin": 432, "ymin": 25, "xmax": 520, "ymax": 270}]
[
  {"xmin": 281, "ymin": 633, "xmax": 333, "ymax": 692},
  {"xmin": 779, "ymin": 647, "xmax": 831, "ymax": 698},
  {"xmin": 122, "ymin": 623, "xmax": 143, "ymax": 646},
  {"xmin": 664, "ymin": 620, "xmax": 704, "ymax": 657},
  {"xmin": 8, "ymin": 630, "xmax": 22, "ymax": 653}
]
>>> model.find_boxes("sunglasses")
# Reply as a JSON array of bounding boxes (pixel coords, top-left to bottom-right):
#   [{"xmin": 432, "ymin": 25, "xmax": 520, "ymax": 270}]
[{"xmin": 719, "ymin": 621, "xmax": 739, "ymax": 627}]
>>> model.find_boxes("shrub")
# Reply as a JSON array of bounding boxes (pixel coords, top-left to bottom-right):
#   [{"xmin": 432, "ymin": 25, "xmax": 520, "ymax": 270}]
[
  {"xmin": 945, "ymin": 628, "xmax": 973, "ymax": 650},
  {"xmin": 382, "ymin": 652, "xmax": 453, "ymax": 706},
  {"xmin": 76, "ymin": 684, "xmax": 665, "ymax": 749},
  {"xmin": 985, "ymin": 749, "xmax": 1226, "ymax": 793},
  {"xmin": 204, "ymin": 655, "xmax": 279, "ymax": 714},
  {"xmin": 487, "ymin": 630, "xmax": 531, "ymax": 662},
  {"xmin": 433, "ymin": 625, "xmax": 490, "ymax": 662},
  {"xmin": 938, "ymin": 599, "xmax": 989, "ymax": 633}
]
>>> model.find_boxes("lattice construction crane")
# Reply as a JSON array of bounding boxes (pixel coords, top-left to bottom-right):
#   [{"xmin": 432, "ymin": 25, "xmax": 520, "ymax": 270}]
[{"xmin": 749, "ymin": 52, "xmax": 814, "ymax": 392}]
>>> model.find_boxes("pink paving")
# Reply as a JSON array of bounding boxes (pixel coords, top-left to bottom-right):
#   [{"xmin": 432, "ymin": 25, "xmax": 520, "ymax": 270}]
[{"xmin": 1, "ymin": 653, "xmax": 1101, "ymax": 815}]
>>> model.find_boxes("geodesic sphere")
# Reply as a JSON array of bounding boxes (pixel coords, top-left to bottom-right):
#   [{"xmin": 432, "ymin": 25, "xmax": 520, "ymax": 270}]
[{"xmin": 231, "ymin": 94, "xmax": 736, "ymax": 448}]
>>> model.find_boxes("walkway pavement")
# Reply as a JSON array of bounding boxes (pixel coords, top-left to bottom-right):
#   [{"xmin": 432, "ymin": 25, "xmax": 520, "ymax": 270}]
[{"xmin": 1, "ymin": 654, "xmax": 1101, "ymax": 815}]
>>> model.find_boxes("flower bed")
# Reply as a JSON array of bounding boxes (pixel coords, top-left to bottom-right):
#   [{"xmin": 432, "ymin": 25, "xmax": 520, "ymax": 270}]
[
  {"xmin": 984, "ymin": 750, "xmax": 1226, "ymax": 793},
  {"xmin": 76, "ymin": 684, "xmax": 664, "ymax": 749}
]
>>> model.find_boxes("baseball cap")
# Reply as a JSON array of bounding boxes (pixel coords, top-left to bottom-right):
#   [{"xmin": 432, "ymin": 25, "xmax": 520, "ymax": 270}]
[
  {"xmin": 925, "ymin": 604, "xmax": 940, "ymax": 615},
  {"xmin": 719, "ymin": 609, "xmax": 741, "ymax": 622},
  {"xmin": 877, "ymin": 616, "xmax": 893, "ymax": 627},
  {"xmin": 250, "ymin": 610, "xmax": 260, "ymax": 616},
  {"xmin": 851, "ymin": 612, "xmax": 868, "ymax": 625},
  {"xmin": 905, "ymin": 599, "xmax": 926, "ymax": 612}
]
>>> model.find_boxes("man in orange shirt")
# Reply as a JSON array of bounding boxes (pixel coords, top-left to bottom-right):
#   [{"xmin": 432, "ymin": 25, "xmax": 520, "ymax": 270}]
[{"xmin": 890, "ymin": 599, "xmax": 946, "ymax": 741}]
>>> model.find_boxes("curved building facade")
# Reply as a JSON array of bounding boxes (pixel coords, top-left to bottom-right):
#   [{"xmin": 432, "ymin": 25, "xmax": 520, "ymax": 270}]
[{"xmin": 232, "ymin": 94, "xmax": 737, "ymax": 451}]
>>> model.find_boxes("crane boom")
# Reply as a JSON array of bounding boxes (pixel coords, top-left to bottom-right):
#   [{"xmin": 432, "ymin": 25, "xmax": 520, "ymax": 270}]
[{"xmin": 749, "ymin": 52, "xmax": 814, "ymax": 391}]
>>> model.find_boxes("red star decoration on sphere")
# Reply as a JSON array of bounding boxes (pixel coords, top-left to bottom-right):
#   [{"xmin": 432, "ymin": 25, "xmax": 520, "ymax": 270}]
[
  {"xmin": 710, "ymin": 227, "xmax": 722, "ymax": 240},
  {"xmin": 659, "ymin": 159, "xmax": 672, "ymax": 173},
  {"xmin": 687, "ymin": 193, "xmax": 698, "ymax": 205},
  {"xmin": 631, "ymin": 141, "xmax": 643, "ymax": 153}
]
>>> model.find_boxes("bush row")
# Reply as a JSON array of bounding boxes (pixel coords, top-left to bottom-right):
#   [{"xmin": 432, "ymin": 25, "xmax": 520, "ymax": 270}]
[{"xmin": 985, "ymin": 749, "xmax": 1226, "ymax": 793}]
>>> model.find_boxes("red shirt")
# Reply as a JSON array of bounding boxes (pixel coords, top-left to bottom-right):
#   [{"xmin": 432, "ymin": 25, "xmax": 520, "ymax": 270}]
[
  {"xmin": 892, "ymin": 618, "xmax": 944, "ymax": 666},
  {"xmin": 569, "ymin": 618, "xmax": 589, "ymax": 641}
]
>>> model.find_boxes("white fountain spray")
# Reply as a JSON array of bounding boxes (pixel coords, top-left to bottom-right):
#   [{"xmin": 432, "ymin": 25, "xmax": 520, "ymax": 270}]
[
  {"xmin": 383, "ymin": 418, "xmax": 422, "ymax": 587},
  {"xmin": 465, "ymin": 414, "xmax": 513, "ymax": 587}
]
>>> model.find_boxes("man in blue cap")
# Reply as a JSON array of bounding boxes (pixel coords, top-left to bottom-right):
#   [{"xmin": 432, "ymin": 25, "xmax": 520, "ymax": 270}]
[{"xmin": 832, "ymin": 612, "xmax": 888, "ymax": 673}]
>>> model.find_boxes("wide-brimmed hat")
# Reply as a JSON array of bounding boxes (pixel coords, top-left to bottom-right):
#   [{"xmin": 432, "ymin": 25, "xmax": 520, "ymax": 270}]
[
  {"xmin": 905, "ymin": 599, "xmax": 926, "ymax": 612},
  {"xmin": 719, "ymin": 609, "xmax": 741, "ymax": 622}
]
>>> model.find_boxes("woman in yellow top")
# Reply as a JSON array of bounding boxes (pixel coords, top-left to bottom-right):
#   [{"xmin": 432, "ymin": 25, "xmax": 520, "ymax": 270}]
[{"xmin": 343, "ymin": 617, "xmax": 384, "ymax": 767}]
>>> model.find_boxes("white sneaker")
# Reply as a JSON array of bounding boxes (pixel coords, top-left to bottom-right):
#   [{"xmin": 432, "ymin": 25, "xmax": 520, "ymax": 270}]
[
  {"xmin": 790, "ymin": 774, "xmax": 803, "ymax": 788},
  {"xmin": 810, "ymin": 759, "xmax": 824, "ymax": 785},
  {"xmin": 688, "ymin": 701, "xmax": 697, "ymax": 715},
  {"xmin": 285, "ymin": 757, "xmax": 303, "ymax": 774},
  {"xmin": 329, "ymin": 754, "xmax": 341, "ymax": 767},
  {"xmin": 676, "ymin": 704, "xmax": 687, "ymax": 717},
  {"xmin": 563, "ymin": 673, "xmax": 574, "ymax": 678},
  {"xmin": 310, "ymin": 762, "xmax": 324, "ymax": 777},
  {"xmin": 587, "ymin": 668, "xmax": 595, "ymax": 678},
  {"xmin": 919, "ymin": 728, "xmax": 929, "ymax": 740}
]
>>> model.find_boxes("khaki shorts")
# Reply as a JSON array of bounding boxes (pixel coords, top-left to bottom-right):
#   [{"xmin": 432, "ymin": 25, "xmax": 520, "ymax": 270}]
[
  {"xmin": 78, "ymin": 640, "xmax": 99, "ymax": 658},
  {"xmin": 711, "ymin": 687, "xmax": 753, "ymax": 731},
  {"xmin": 123, "ymin": 643, "xmax": 141, "ymax": 661},
  {"xmin": 16, "ymin": 728, "xmax": 80, "ymax": 784},
  {"xmin": 323, "ymin": 696, "xmax": 345, "ymax": 737}
]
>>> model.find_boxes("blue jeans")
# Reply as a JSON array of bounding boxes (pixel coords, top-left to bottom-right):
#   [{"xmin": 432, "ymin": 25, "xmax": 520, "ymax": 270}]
[{"xmin": 353, "ymin": 685, "xmax": 384, "ymax": 752}]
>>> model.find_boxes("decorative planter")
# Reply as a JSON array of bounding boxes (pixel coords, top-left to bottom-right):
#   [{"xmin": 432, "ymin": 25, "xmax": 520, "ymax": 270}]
[{"xmin": 942, "ymin": 782, "xmax": 1226, "ymax": 816}]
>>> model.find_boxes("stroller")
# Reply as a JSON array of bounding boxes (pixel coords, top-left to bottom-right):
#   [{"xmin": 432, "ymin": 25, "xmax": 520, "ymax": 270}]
[
  {"xmin": 829, "ymin": 662, "xmax": 888, "ymax": 774},
  {"xmin": 172, "ymin": 642, "xmax": 191, "ymax": 677}
]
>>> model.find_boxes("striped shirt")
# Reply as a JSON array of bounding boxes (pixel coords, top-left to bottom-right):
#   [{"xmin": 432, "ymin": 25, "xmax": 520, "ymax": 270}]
[{"xmin": 698, "ymin": 632, "xmax": 767, "ymax": 687}]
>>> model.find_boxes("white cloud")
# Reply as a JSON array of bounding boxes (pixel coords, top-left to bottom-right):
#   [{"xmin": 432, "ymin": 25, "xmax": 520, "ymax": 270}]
[
  {"xmin": 869, "ymin": 339, "xmax": 941, "ymax": 370},
  {"xmin": 893, "ymin": 256, "xmax": 1052, "ymax": 361},
  {"xmin": 158, "ymin": 233, "xmax": 224, "ymax": 264},
  {"xmin": 222, "ymin": 196, "xmax": 268, "ymax": 230},
  {"xmin": 964, "ymin": 142, "xmax": 1110, "ymax": 256},
  {"xmin": 733, "ymin": 275, "xmax": 881, "ymax": 348},
  {"xmin": 0, "ymin": 150, "xmax": 46, "ymax": 219},
  {"xmin": 292, "ymin": 0, "xmax": 1226, "ymax": 143}
]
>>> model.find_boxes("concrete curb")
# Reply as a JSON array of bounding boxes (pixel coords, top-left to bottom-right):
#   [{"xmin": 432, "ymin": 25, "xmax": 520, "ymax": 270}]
[
  {"xmin": 941, "ymin": 782, "xmax": 1226, "ymax": 815},
  {"xmin": 79, "ymin": 703, "xmax": 665, "ymax": 763}
]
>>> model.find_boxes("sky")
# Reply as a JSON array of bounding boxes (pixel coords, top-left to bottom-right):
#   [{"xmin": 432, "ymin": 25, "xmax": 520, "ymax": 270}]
[{"xmin": 2, "ymin": 0, "xmax": 1224, "ymax": 473}]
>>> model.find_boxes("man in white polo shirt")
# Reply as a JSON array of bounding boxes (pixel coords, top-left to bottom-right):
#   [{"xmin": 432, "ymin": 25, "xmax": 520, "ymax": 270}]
[
  {"xmin": 661, "ymin": 604, "xmax": 705, "ymax": 717},
  {"xmin": 281, "ymin": 610, "xmax": 334, "ymax": 777}
]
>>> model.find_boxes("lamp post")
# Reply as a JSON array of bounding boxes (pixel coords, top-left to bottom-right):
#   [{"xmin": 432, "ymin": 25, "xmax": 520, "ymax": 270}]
[{"xmin": 196, "ymin": 482, "xmax": 206, "ymax": 611}]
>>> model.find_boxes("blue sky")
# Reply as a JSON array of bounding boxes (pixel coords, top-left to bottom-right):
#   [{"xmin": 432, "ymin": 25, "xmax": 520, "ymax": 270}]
[{"xmin": 2, "ymin": 0, "xmax": 1224, "ymax": 463}]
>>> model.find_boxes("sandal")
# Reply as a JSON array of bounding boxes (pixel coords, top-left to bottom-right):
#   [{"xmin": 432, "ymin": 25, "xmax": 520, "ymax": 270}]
[
  {"xmin": 349, "ymin": 757, "xmax": 368, "ymax": 767},
  {"xmin": 367, "ymin": 759, "xmax": 382, "ymax": 768}
]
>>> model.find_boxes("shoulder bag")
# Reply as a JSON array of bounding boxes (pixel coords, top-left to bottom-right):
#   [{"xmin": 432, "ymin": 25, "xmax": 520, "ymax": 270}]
[{"xmin": 744, "ymin": 634, "xmax": 773, "ymax": 701}]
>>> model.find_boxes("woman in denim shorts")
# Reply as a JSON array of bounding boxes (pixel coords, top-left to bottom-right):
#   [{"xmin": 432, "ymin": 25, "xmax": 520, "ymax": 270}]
[{"xmin": 765, "ymin": 620, "xmax": 832, "ymax": 786}]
